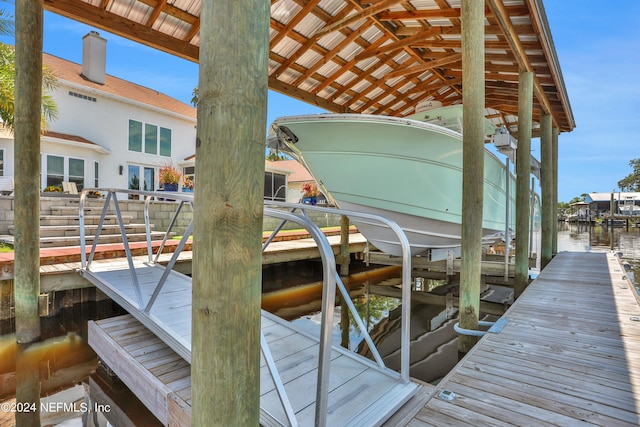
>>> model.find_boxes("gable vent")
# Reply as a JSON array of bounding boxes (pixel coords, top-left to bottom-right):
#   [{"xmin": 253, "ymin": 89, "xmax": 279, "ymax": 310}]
[{"xmin": 69, "ymin": 91, "xmax": 97, "ymax": 102}]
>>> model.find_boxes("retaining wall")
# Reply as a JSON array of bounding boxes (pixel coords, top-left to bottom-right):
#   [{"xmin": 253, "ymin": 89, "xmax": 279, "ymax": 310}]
[{"xmin": 0, "ymin": 195, "xmax": 343, "ymax": 236}]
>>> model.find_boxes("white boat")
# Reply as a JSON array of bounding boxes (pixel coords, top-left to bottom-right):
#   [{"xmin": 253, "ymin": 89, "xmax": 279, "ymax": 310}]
[
  {"xmin": 619, "ymin": 197, "xmax": 640, "ymax": 216},
  {"xmin": 269, "ymin": 104, "xmax": 523, "ymax": 257}
]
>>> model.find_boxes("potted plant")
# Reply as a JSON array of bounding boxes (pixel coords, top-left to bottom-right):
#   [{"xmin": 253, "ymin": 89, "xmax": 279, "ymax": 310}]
[
  {"xmin": 159, "ymin": 163, "xmax": 182, "ymax": 191},
  {"xmin": 43, "ymin": 185, "xmax": 62, "ymax": 193},
  {"xmin": 301, "ymin": 182, "xmax": 318, "ymax": 205},
  {"xmin": 182, "ymin": 176, "xmax": 194, "ymax": 192}
]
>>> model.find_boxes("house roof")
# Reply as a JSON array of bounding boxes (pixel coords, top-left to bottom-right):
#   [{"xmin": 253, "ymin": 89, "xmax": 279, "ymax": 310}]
[
  {"xmin": 43, "ymin": 130, "xmax": 110, "ymax": 153},
  {"xmin": 44, "ymin": 130, "xmax": 98, "ymax": 145},
  {"xmin": 265, "ymin": 159, "xmax": 313, "ymax": 183},
  {"xmin": 45, "ymin": 0, "xmax": 574, "ymax": 137},
  {"xmin": 43, "ymin": 53, "xmax": 197, "ymax": 119},
  {"xmin": 587, "ymin": 192, "xmax": 640, "ymax": 203},
  {"xmin": 182, "ymin": 157, "xmax": 313, "ymax": 183}
]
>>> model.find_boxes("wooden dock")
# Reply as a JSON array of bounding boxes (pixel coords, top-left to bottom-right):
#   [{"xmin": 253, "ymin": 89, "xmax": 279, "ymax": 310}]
[
  {"xmin": 89, "ymin": 313, "xmax": 425, "ymax": 426},
  {"xmin": 409, "ymin": 251, "xmax": 640, "ymax": 426},
  {"xmin": 84, "ymin": 247, "xmax": 640, "ymax": 425},
  {"xmin": 84, "ymin": 256, "xmax": 420, "ymax": 426}
]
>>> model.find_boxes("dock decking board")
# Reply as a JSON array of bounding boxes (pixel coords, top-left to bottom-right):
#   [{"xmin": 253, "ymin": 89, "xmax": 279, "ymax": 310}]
[
  {"xmin": 84, "ymin": 257, "xmax": 420, "ymax": 426},
  {"xmin": 411, "ymin": 251, "xmax": 640, "ymax": 426},
  {"xmin": 86, "ymin": 250, "xmax": 640, "ymax": 425}
]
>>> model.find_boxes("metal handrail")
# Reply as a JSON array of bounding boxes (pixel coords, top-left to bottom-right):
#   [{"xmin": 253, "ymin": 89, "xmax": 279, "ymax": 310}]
[
  {"xmin": 263, "ymin": 207, "xmax": 337, "ymax": 427},
  {"xmin": 79, "ymin": 189, "xmax": 414, "ymax": 426},
  {"xmin": 264, "ymin": 200, "xmax": 413, "ymax": 383},
  {"xmin": 453, "ymin": 320, "xmax": 496, "ymax": 337}
]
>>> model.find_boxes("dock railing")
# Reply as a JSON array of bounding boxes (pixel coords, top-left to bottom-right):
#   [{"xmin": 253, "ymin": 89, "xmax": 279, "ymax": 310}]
[
  {"xmin": 78, "ymin": 189, "xmax": 414, "ymax": 427},
  {"xmin": 264, "ymin": 201, "xmax": 414, "ymax": 425}
]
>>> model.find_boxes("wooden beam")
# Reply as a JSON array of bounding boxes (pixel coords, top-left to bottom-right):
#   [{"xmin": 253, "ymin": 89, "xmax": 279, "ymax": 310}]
[
  {"xmin": 515, "ymin": 71, "xmax": 533, "ymax": 299},
  {"xmin": 540, "ymin": 114, "xmax": 553, "ymax": 268},
  {"xmin": 378, "ymin": 5, "xmax": 529, "ymax": 21},
  {"xmin": 354, "ymin": 26, "xmax": 443, "ymax": 62},
  {"xmin": 191, "ymin": 0, "xmax": 269, "ymax": 424},
  {"xmin": 292, "ymin": 21, "xmax": 372, "ymax": 87},
  {"xmin": 314, "ymin": 0, "xmax": 405, "ymax": 39},
  {"xmin": 486, "ymin": 0, "xmax": 557, "ymax": 129},
  {"xmin": 459, "ymin": 0, "xmax": 485, "ymax": 353},
  {"xmin": 270, "ymin": 0, "xmax": 320, "ymax": 50},
  {"xmin": 377, "ymin": 7, "xmax": 461, "ymax": 21},
  {"xmin": 552, "ymin": 127, "xmax": 559, "ymax": 254},
  {"xmin": 44, "ymin": 0, "xmax": 199, "ymax": 63},
  {"xmin": 15, "ymin": 0, "xmax": 43, "ymax": 345},
  {"xmin": 144, "ymin": 0, "xmax": 168, "ymax": 27},
  {"xmin": 385, "ymin": 53, "xmax": 462, "ymax": 80},
  {"xmin": 14, "ymin": 0, "xmax": 44, "ymax": 422}
]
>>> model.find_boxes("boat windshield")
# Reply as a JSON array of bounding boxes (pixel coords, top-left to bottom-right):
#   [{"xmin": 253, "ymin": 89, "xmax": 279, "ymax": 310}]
[{"xmin": 404, "ymin": 105, "xmax": 495, "ymax": 136}]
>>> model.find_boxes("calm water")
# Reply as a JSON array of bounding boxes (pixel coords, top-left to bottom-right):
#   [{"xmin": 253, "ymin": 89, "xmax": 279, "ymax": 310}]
[{"xmin": 2, "ymin": 223, "xmax": 639, "ymax": 425}]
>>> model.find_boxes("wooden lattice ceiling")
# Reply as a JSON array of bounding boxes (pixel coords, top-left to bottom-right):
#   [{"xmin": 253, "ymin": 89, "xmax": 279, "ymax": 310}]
[{"xmin": 44, "ymin": 0, "xmax": 575, "ymax": 136}]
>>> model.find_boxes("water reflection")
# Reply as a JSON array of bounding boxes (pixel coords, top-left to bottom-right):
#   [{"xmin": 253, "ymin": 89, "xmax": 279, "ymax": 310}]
[
  {"xmin": 0, "ymin": 300, "xmax": 126, "ymax": 426},
  {"xmin": 557, "ymin": 221, "xmax": 640, "ymax": 254}
]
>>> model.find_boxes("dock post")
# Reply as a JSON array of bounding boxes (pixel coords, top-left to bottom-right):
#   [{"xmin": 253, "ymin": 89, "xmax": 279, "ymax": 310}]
[
  {"xmin": 552, "ymin": 127, "xmax": 559, "ymax": 255},
  {"xmin": 14, "ymin": 0, "xmax": 43, "ymax": 344},
  {"xmin": 339, "ymin": 215, "xmax": 350, "ymax": 348},
  {"xmin": 459, "ymin": 0, "xmax": 484, "ymax": 353},
  {"xmin": 540, "ymin": 114, "xmax": 553, "ymax": 269},
  {"xmin": 515, "ymin": 71, "xmax": 533, "ymax": 299},
  {"xmin": 340, "ymin": 215, "xmax": 350, "ymax": 276},
  {"xmin": 14, "ymin": 1, "xmax": 44, "ymax": 424},
  {"xmin": 610, "ymin": 192, "xmax": 615, "ymax": 251},
  {"xmin": 192, "ymin": 1, "xmax": 269, "ymax": 425}
]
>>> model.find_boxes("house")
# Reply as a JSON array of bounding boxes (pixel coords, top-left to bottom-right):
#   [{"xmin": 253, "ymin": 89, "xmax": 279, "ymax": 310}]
[
  {"xmin": 586, "ymin": 192, "xmax": 640, "ymax": 215},
  {"xmin": 0, "ymin": 31, "xmax": 198, "ymax": 197},
  {"xmin": 0, "ymin": 31, "xmax": 326, "ymax": 204},
  {"xmin": 265, "ymin": 159, "xmax": 320, "ymax": 203}
]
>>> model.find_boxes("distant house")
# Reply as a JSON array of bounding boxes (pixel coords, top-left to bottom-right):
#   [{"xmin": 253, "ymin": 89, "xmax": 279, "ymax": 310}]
[
  {"xmin": 265, "ymin": 159, "xmax": 317, "ymax": 203},
  {"xmin": 585, "ymin": 192, "xmax": 640, "ymax": 215}
]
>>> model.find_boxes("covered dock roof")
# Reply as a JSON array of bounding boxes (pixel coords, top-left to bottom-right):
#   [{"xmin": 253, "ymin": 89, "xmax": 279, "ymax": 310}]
[{"xmin": 44, "ymin": 0, "xmax": 574, "ymax": 137}]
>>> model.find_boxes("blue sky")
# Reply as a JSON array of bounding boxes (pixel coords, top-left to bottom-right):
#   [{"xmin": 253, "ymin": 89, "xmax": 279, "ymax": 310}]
[{"xmin": 0, "ymin": 1, "xmax": 638, "ymax": 203}]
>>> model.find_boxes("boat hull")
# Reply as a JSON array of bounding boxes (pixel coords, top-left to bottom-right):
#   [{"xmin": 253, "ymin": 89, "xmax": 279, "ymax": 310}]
[
  {"xmin": 337, "ymin": 200, "xmax": 504, "ymax": 258},
  {"xmin": 272, "ymin": 113, "xmax": 516, "ymax": 257}
]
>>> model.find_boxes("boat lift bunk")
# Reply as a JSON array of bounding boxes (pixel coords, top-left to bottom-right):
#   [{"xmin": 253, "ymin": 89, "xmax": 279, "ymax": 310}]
[{"xmin": 78, "ymin": 188, "xmax": 421, "ymax": 427}]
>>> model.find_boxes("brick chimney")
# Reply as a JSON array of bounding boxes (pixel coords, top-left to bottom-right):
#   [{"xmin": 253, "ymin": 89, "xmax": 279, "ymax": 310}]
[{"xmin": 81, "ymin": 31, "xmax": 106, "ymax": 84}]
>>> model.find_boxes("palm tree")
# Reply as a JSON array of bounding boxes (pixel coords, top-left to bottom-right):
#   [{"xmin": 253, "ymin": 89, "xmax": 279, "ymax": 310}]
[{"xmin": 0, "ymin": 5, "xmax": 58, "ymax": 132}]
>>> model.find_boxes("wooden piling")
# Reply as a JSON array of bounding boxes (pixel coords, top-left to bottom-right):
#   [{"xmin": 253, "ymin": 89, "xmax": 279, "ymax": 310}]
[
  {"xmin": 515, "ymin": 71, "xmax": 533, "ymax": 299},
  {"xmin": 552, "ymin": 127, "xmax": 559, "ymax": 255},
  {"xmin": 192, "ymin": 1, "xmax": 269, "ymax": 425},
  {"xmin": 14, "ymin": 0, "xmax": 43, "ymax": 344},
  {"xmin": 458, "ymin": 0, "xmax": 485, "ymax": 353},
  {"xmin": 339, "ymin": 215, "xmax": 350, "ymax": 276},
  {"xmin": 610, "ymin": 192, "xmax": 615, "ymax": 251},
  {"xmin": 540, "ymin": 114, "xmax": 553, "ymax": 269}
]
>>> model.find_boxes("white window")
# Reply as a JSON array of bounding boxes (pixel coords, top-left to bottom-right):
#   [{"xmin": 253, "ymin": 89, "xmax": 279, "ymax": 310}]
[
  {"xmin": 45, "ymin": 155, "xmax": 85, "ymax": 190},
  {"xmin": 264, "ymin": 171, "xmax": 287, "ymax": 201},
  {"xmin": 129, "ymin": 119, "xmax": 172, "ymax": 157},
  {"xmin": 128, "ymin": 164, "xmax": 156, "ymax": 192}
]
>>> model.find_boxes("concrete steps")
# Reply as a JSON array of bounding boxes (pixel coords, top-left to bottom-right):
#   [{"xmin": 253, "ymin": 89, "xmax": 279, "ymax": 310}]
[
  {"xmin": 7, "ymin": 199, "xmax": 167, "ymax": 248},
  {"xmin": 38, "ymin": 232, "xmax": 169, "ymax": 249}
]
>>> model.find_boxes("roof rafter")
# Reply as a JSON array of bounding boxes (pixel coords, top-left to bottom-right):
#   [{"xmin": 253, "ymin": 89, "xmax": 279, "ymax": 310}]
[{"xmin": 42, "ymin": 0, "xmax": 574, "ymax": 133}]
